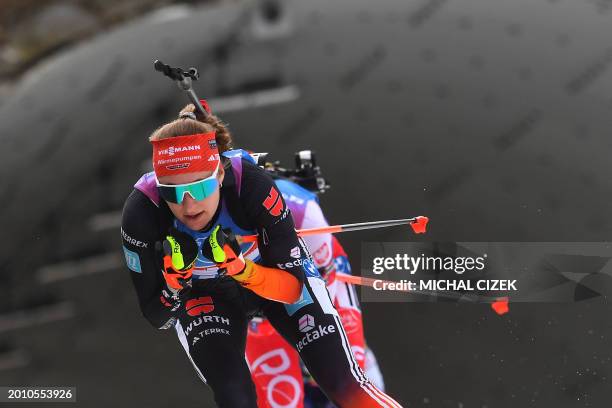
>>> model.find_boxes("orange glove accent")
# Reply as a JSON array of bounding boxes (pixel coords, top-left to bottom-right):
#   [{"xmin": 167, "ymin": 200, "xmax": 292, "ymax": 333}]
[
  {"xmin": 159, "ymin": 228, "xmax": 198, "ymax": 292},
  {"xmin": 232, "ymin": 259, "xmax": 302, "ymax": 304},
  {"xmin": 217, "ymin": 244, "xmax": 246, "ymax": 276},
  {"xmin": 162, "ymin": 255, "xmax": 193, "ymax": 291}
]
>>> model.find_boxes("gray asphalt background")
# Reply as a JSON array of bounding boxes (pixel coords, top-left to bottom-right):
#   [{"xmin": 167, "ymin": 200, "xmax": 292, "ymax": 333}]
[{"xmin": 1, "ymin": 0, "xmax": 612, "ymax": 406}]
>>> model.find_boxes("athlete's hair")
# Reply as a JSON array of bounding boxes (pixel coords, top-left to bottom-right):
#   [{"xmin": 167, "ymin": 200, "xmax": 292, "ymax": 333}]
[{"xmin": 148, "ymin": 103, "xmax": 233, "ymax": 153}]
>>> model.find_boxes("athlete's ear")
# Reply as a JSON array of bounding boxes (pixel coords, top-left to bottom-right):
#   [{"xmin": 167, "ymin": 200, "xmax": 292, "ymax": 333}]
[{"xmin": 217, "ymin": 165, "xmax": 225, "ymax": 186}]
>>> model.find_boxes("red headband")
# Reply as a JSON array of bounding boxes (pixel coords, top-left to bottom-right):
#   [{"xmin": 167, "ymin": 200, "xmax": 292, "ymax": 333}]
[{"xmin": 151, "ymin": 132, "xmax": 219, "ymax": 177}]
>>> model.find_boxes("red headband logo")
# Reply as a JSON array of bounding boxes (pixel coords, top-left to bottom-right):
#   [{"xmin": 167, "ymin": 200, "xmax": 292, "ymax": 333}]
[{"xmin": 151, "ymin": 132, "xmax": 219, "ymax": 177}]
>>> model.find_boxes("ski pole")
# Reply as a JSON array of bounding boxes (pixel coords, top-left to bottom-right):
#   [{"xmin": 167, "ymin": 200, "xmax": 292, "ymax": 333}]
[
  {"xmin": 154, "ymin": 60, "xmax": 209, "ymax": 118},
  {"xmin": 240, "ymin": 216, "xmax": 429, "ymax": 243},
  {"xmin": 334, "ymin": 272, "xmax": 472, "ymax": 301},
  {"xmin": 334, "ymin": 272, "xmax": 503, "ymax": 303}
]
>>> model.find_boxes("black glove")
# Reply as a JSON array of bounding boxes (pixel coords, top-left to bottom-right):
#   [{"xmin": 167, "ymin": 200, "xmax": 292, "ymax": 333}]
[
  {"xmin": 201, "ymin": 225, "xmax": 247, "ymax": 277},
  {"xmin": 157, "ymin": 227, "xmax": 199, "ymax": 293}
]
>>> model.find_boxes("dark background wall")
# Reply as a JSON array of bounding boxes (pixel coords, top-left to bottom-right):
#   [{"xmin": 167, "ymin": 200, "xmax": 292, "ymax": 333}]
[{"xmin": 1, "ymin": 0, "xmax": 611, "ymax": 406}]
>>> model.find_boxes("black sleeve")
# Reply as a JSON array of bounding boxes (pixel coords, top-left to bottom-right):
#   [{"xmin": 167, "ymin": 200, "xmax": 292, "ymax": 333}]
[
  {"xmin": 121, "ymin": 189, "xmax": 176, "ymax": 329},
  {"xmin": 239, "ymin": 160, "xmax": 306, "ymax": 285}
]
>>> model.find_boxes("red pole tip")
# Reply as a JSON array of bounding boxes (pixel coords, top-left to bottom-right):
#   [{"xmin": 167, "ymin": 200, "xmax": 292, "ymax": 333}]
[
  {"xmin": 491, "ymin": 298, "xmax": 510, "ymax": 315},
  {"xmin": 199, "ymin": 99, "xmax": 212, "ymax": 114},
  {"xmin": 410, "ymin": 216, "xmax": 429, "ymax": 234}
]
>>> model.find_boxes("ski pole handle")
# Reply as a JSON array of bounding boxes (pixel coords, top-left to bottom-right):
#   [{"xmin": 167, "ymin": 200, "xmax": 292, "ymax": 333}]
[{"xmin": 154, "ymin": 60, "xmax": 209, "ymax": 118}]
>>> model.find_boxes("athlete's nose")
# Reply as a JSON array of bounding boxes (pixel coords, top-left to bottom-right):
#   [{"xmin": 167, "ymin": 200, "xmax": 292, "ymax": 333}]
[{"xmin": 182, "ymin": 193, "xmax": 200, "ymax": 215}]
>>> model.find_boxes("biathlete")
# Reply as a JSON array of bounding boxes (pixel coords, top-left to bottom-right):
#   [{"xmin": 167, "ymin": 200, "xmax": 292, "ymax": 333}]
[
  {"xmin": 246, "ymin": 161, "xmax": 387, "ymax": 408},
  {"xmin": 120, "ymin": 100, "xmax": 402, "ymax": 407}
]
